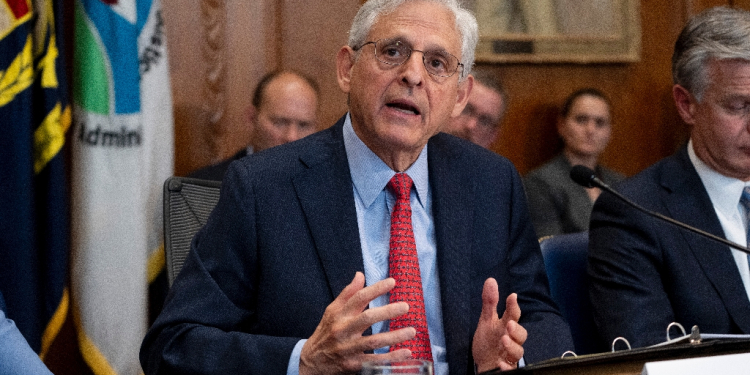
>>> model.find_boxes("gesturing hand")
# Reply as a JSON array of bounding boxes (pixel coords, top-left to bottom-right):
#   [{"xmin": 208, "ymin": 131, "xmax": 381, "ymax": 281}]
[
  {"xmin": 299, "ymin": 272, "xmax": 416, "ymax": 375},
  {"xmin": 472, "ymin": 278, "xmax": 528, "ymax": 373}
]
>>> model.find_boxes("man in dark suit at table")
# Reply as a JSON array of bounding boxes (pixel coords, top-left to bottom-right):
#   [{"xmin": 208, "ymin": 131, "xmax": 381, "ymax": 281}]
[
  {"xmin": 140, "ymin": 1, "xmax": 573, "ymax": 374},
  {"xmin": 189, "ymin": 70, "xmax": 320, "ymax": 181},
  {"xmin": 589, "ymin": 6, "xmax": 750, "ymax": 350}
]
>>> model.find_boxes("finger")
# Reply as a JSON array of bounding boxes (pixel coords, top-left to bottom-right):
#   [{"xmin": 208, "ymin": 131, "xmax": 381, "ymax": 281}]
[
  {"xmin": 334, "ymin": 272, "xmax": 367, "ymax": 307},
  {"xmin": 500, "ymin": 334, "xmax": 524, "ymax": 366},
  {"xmin": 357, "ymin": 327, "xmax": 416, "ymax": 353},
  {"xmin": 479, "ymin": 278, "xmax": 500, "ymax": 322},
  {"xmin": 506, "ymin": 319, "xmax": 528, "ymax": 346},
  {"xmin": 343, "ymin": 277, "xmax": 396, "ymax": 314},
  {"xmin": 500, "ymin": 293, "xmax": 521, "ymax": 324},
  {"xmin": 347, "ymin": 301, "xmax": 409, "ymax": 334}
]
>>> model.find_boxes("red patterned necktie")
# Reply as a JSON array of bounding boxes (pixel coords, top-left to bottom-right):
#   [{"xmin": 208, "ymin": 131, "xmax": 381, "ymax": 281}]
[{"xmin": 387, "ymin": 173, "xmax": 433, "ymax": 361}]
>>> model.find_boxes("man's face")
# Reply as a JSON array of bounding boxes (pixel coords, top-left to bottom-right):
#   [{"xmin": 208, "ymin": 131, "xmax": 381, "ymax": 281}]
[
  {"xmin": 337, "ymin": 1, "xmax": 471, "ymax": 161},
  {"xmin": 683, "ymin": 59, "xmax": 750, "ymax": 181},
  {"xmin": 557, "ymin": 95, "xmax": 611, "ymax": 159},
  {"xmin": 252, "ymin": 73, "xmax": 318, "ymax": 152},
  {"xmin": 445, "ymin": 81, "xmax": 503, "ymax": 148}
]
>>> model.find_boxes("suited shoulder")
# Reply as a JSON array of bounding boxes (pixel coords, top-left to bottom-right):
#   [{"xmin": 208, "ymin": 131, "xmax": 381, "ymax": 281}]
[
  {"xmin": 430, "ymin": 132, "xmax": 519, "ymax": 175},
  {"xmin": 525, "ymin": 155, "xmax": 568, "ymax": 183},
  {"xmin": 229, "ymin": 124, "xmax": 346, "ymax": 180},
  {"xmin": 615, "ymin": 150, "xmax": 688, "ymax": 204}
]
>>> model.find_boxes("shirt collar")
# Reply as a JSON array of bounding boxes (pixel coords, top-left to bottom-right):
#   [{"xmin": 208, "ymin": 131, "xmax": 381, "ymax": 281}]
[
  {"xmin": 688, "ymin": 139, "xmax": 749, "ymax": 216},
  {"xmin": 343, "ymin": 113, "xmax": 429, "ymax": 209}
]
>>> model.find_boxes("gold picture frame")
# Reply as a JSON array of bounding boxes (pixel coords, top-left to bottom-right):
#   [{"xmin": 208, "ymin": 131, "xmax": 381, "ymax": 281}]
[{"xmin": 469, "ymin": 0, "xmax": 641, "ymax": 63}]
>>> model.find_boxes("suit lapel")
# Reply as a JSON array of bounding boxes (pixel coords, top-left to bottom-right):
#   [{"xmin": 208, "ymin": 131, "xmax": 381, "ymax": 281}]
[
  {"xmin": 428, "ymin": 136, "xmax": 473, "ymax": 374},
  {"xmin": 292, "ymin": 120, "xmax": 365, "ymax": 300},
  {"xmin": 661, "ymin": 149, "xmax": 750, "ymax": 332}
]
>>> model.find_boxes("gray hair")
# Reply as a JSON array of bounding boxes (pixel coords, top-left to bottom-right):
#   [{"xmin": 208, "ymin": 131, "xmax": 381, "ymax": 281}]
[
  {"xmin": 348, "ymin": 0, "xmax": 478, "ymax": 81},
  {"xmin": 673, "ymin": 6, "xmax": 750, "ymax": 101}
]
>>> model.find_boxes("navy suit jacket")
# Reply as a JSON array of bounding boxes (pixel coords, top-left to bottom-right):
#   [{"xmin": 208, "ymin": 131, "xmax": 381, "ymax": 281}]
[
  {"xmin": 141, "ymin": 117, "xmax": 573, "ymax": 375},
  {"xmin": 589, "ymin": 147, "xmax": 750, "ymax": 349}
]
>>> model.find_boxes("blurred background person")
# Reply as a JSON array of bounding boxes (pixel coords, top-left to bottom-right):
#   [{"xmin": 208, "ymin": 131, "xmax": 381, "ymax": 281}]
[
  {"xmin": 443, "ymin": 69, "xmax": 507, "ymax": 149},
  {"xmin": 524, "ymin": 88, "xmax": 624, "ymax": 238},
  {"xmin": 189, "ymin": 70, "xmax": 320, "ymax": 180}
]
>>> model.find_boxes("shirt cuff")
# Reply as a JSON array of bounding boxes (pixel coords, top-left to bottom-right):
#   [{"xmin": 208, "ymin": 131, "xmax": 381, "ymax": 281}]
[{"xmin": 286, "ymin": 339, "xmax": 307, "ymax": 375}]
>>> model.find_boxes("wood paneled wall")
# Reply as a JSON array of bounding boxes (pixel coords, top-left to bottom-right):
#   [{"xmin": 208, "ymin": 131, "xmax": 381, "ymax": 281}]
[{"xmin": 163, "ymin": 0, "xmax": 743, "ymax": 177}]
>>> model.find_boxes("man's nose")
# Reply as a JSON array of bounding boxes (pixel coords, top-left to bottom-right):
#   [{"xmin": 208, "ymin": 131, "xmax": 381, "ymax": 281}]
[
  {"xmin": 284, "ymin": 126, "xmax": 301, "ymax": 142},
  {"xmin": 400, "ymin": 52, "xmax": 425, "ymax": 87}
]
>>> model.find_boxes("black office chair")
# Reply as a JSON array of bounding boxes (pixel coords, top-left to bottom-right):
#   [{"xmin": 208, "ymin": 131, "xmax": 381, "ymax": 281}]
[
  {"xmin": 163, "ymin": 176, "xmax": 221, "ymax": 286},
  {"xmin": 539, "ymin": 231, "xmax": 604, "ymax": 355}
]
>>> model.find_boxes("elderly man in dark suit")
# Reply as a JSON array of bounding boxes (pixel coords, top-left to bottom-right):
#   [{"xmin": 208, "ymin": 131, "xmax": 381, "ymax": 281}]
[
  {"xmin": 589, "ymin": 6, "xmax": 750, "ymax": 350},
  {"xmin": 140, "ymin": 1, "xmax": 573, "ymax": 374}
]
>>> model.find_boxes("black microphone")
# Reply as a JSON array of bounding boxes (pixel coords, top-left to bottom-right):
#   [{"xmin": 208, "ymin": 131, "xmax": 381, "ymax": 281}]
[{"xmin": 570, "ymin": 165, "xmax": 750, "ymax": 255}]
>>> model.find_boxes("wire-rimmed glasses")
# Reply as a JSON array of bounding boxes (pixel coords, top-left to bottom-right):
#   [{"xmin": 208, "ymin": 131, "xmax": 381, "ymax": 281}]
[{"xmin": 357, "ymin": 39, "xmax": 463, "ymax": 78}]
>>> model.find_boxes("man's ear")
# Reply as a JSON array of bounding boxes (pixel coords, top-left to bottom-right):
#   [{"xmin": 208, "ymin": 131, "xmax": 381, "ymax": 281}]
[
  {"xmin": 451, "ymin": 74, "xmax": 474, "ymax": 117},
  {"xmin": 336, "ymin": 46, "xmax": 356, "ymax": 94},
  {"xmin": 673, "ymin": 84, "xmax": 697, "ymax": 126}
]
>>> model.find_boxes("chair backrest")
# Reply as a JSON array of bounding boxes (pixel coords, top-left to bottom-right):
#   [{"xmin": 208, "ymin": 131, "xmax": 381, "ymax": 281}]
[
  {"xmin": 163, "ymin": 176, "xmax": 221, "ymax": 286},
  {"xmin": 539, "ymin": 231, "xmax": 604, "ymax": 355}
]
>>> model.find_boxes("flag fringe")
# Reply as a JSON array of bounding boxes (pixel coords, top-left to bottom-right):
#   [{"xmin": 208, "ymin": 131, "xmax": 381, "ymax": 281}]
[{"xmin": 40, "ymin": 287, "xmax": 69, "ymax": 360}]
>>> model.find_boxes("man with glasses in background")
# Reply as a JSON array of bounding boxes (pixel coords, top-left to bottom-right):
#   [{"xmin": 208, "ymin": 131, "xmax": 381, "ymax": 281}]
[
  {"xmin": 443, "ymin": 69, "xmax": 507, "ymax": 149},
  {"xmin": 141, "ymin": 1, "xmax": 572, "ymax": 374}
]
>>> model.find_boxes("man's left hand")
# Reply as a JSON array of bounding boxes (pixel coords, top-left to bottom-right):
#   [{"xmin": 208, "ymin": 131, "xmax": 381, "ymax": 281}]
[{"xmin": 472, "ymin": 278, "xmax": 527, "ymax": 373}]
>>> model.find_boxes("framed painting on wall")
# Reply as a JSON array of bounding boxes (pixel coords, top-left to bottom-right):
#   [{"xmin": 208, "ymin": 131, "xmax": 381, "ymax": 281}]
[{"xmin": 468, "ymin": 0, "xmax": 641, "ymax": 63}]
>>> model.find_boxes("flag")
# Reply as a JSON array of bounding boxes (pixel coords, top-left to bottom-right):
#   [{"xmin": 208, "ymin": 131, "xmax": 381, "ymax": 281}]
[
  {"xmin": 71, "ymin": 0, "xmax": 173, "ymax": 373},
  {"xmin": 0, "ymin": 0, "xmax": 71, "ymax": 359}
]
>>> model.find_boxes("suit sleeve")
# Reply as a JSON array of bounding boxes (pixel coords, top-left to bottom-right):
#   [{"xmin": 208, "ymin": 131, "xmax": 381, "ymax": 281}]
[
  {"xmin": 588, "ymin": 190, "xmax": 676, "ymax": 348},
  {"xmin": 140, "ymin": 162, "xmax": 300, "ymax": 375}
]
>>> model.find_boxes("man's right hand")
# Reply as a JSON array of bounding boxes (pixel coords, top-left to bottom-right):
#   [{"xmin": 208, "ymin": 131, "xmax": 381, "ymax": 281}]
[{"xmin": 299, "ymin": 272, "xmax": 416, "ymax": 375}]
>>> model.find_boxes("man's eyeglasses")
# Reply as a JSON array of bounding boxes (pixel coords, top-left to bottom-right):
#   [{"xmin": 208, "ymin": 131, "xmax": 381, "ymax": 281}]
[
  {"xmin": 356, "ymin": 39, "xmax": 463, "ymax": 78},
  {"xmin": 461, "ymin": 104, "xmax": 500, "ymax": 129}
]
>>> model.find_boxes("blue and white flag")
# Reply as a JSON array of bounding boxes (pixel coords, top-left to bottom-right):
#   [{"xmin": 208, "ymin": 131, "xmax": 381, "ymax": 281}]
[{"xmin": 71, "ymin": 0, "xmax": 173, "ymax": 373}]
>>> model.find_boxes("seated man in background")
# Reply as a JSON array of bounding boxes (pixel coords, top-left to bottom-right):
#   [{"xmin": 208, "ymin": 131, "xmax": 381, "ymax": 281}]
[
  {"xmin": 524, "ymin": 88, "xmax": 624, "ymax": 238},
  {"xmin": 189, "ymin": 70, "xmax": 320, "ymax": 180},
  {"xmin": 141, "ymin": 0, "xmax": 573, "ymax": 374},
  {"xmin": 589, "ymin": 6, "xmax": 750, "ymax": 349},
  {"xmin": 443, "ymin": 68, "xmax": 507, "ymax": 149}
]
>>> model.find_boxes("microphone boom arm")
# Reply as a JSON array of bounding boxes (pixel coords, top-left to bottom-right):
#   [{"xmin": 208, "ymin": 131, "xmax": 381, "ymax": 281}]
[
  {"xmin": 569, "ymin": 164, "xmax": 750, "ymax": 256},
  {"xmin": 597, "ymin": 179, "xmax": 750, "ymax": 255}
]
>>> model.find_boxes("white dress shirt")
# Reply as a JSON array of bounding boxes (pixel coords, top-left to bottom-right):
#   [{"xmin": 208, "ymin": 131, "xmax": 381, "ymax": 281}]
[{"xmin": 687, "ymin": 140, "xmax": 750, "ymax": 301}]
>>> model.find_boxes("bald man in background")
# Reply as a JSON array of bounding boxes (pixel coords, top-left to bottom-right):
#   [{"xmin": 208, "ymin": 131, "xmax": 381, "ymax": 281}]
[
  {"xmin": 443, "ymin": 69, "xmax": 506, "ymax": 149},
  {"xmin": 189, "ymin": 70, "xmax": 320, "ymax": 181}
]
